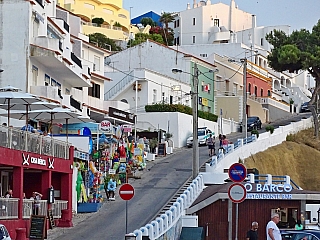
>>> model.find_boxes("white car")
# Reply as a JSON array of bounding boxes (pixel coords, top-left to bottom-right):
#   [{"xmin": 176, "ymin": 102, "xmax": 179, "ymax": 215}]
[
  {"xmin": 0, "ymin": 224, "xmax": 11, "ymax": 240},
  {"xmin": 186, "ymin": 127, "xmax": 214, "ymax": 147}
]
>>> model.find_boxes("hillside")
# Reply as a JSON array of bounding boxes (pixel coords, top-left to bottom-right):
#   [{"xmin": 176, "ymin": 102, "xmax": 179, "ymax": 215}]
[{"xmin": 244, "ymin": 128, "xmax": 320, "ymax": 191}]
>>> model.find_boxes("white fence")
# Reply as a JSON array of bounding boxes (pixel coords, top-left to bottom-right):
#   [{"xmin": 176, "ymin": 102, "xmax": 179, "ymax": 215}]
[
  {"xmin": 130, "ymin": 176, "xmax": 204, "ymax": 240},
  {"xmin": 206, "ymin": 117, "xmax": 313, "ymax": 174}
]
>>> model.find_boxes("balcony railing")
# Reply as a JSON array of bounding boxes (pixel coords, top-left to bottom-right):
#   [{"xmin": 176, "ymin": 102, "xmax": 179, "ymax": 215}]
[
  {"xmin": 71, "ymin": 52, "xmax": 82, "ymax": 68},
  {"xmin": 22, "ymin": 200, "xmax": 67, "ymax": 219},
  {"xmin": 0, "ymin": 126, "xmax": 70, "ymax": 159},
  {"xmin": 0, "ymin": 198, "xmax": 18, "ymax": 219}
]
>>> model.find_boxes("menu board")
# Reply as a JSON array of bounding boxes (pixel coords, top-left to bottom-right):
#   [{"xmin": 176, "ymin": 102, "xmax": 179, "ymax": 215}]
[
  {"xmin": 29, "ymin": 215, "xmax": 46, "ymax": 240},
  {"xmin": 157, "ymin": 143, "xmax": 166, "ymax": 156}
]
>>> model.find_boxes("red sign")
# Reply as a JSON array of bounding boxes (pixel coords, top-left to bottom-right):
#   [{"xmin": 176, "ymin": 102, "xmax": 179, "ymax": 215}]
[{"xmin": 119, "ymin": 183, "xmax": 135, "ymax": 201}]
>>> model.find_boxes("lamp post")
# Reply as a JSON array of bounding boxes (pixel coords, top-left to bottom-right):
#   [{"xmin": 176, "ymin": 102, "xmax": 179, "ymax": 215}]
[
  {"xmin": 172, "ymin": 64, "xmax": 199, "ymax": 179},
  {"xmin": 241, "ymin": 58, "xmax": 248, "ymax": 140}
]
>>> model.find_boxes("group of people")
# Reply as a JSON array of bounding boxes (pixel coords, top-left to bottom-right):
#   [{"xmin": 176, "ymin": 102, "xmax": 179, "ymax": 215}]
[
  {"xmin": 206, "ymin": 133, "xmax": 230, "ymax": 157},
  {"xmin": 246, "ymin": 213, "xmax": 305, "ymax": 240},
  {"xmin": 4, "ymin": 189, "xmax": 43, "ymax": 215}
]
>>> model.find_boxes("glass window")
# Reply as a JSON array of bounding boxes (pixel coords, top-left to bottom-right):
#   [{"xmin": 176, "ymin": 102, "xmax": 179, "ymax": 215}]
[
  {"xmin": 44, "ymin": 74, "xmax": 50, "ymax": 86},
  {"xmin": 192, "ymin": 36, "xmax": 196, "ymax": 44},
  {"xmin": 214, "ymin": 19, "xmax": 219, "ymax": 27},
  {"xmin": 94, "ymin": 56, "xmax": 100, "ymax": 71},
  {"xmin": 193, "ymin": 18, "xmax": 196, "ymax": 25}
]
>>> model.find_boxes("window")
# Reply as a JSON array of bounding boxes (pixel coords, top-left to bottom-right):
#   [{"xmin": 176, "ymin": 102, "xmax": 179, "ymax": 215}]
[
  {"xmin": 260, "ymin": 88, "xmax": 263, "ymax": 97},
  {"xmin": 118, "ymin": 14, "xmax": 127, "ymax": 19},
  {"xmin": 177, "ymin": 37, "xmax": 180, "ymax": 45},
  {"xmin": 214, "ymin": 19, "xmax": 219, "ymax": 27},
  {"xmin": 254, "ymin": 86, "xmax": 258, "ymax": 96},
  {"xmin": 177, "ymin": 19, "xmax": 180, "ymax": 27},
  {"xmin": 153, "ymin": 89, "xmax": 157, "ymax": 103},
  {"xmin": 193, "ymin": 18, "xmax": 196, "ymax": 25},
  {"xmin": 233, "ymin": 83, "xmax": 237, "ymax": 95},
  {"xmin": 248, "ymin": 83, "xmax": 251, "ymax": 94},
  {"xmin": 65, "ymin": 88, "xmax": 70, "ymax": 95},
  {"xmin": 32, "ymin": 19, "xmax": 39, "ymax": 38},
  {"xmin": 268, "ymin": 90, "xmax": 271, "ymax": 96},
  {"xmin": 93, "ymin": 56, "xmax": 100, "ymax": 71},
  {"xmin": 44, "ymin": 74, "xmax": 50, "ymax": 86},
  {"xmin": 216, "ymin": 76, "xmax": 222, "ymax": 92},
  {"xmin": 192, "ymin": 36, "xmax": 196, "ymax": 44},
  {"xmin": 200, "ymin": 53, "xmax": 207, "ymax": 58},
  {"xmin": 162, "ymin": 92, "xmax": 165, "ymax": 102},
  {"xmin": 103, "ymin": 8, "xmax": 114, "ymax": 15},
  {"xmin": 88, "ymin": 82, "xmax": 101, "ymax": 99},
  {"xmin": 174, "ymin": 21, "xmax": 176, "ymax": 28},
  {"xmin": 260, "ymin": 38, "xmax": 263, "ymax": 46},
  {"xmin": 84, "ymin": 3, "xmax": 94, "ymax": 9}
]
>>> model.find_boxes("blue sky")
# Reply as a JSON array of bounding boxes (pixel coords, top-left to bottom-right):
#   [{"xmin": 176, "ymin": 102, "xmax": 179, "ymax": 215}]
[{"xmin": 123, "ymin": 0, "xmax": 320, "ymax": 31}]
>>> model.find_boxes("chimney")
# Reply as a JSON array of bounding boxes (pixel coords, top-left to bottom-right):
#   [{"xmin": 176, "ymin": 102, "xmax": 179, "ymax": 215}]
[
  {"xmin": 187, "ymin": 3, "xmax": 191, "ymax": 9},
  {"xmin": 193, "ymin": 0, "xmax": 197, "ymax": 8},
  {"xmin": 252, "ymin": 14, "xmax": 256, "ymax": 28}
]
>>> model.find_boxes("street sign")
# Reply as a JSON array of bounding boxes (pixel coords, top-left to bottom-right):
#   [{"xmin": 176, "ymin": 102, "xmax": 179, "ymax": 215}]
[
  {"xmin": 99, "ymin": 120, "xmax": 112, "ymax": 133},
  {"xmin": 228, "ymin": 183, "xmax": 246, "ymax": 203},
  {"xmin": 119, "ymin": 183, "xmax": 135, "ymax": 201},
  {"xmin": 228, "ymin": 163, "xmax": 247, "ymax": 182}
]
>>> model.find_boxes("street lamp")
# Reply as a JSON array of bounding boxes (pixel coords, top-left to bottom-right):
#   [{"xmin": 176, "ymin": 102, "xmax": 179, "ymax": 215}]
[{"xmin": 172, "ymin": 64, "xmax": 199, "ymax": 179}]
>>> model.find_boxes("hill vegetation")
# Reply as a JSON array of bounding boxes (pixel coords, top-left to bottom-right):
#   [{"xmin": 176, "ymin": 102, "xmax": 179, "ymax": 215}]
[{"xmin": 244, "ymin": 128, "xmax": 320, "ymax": 191}]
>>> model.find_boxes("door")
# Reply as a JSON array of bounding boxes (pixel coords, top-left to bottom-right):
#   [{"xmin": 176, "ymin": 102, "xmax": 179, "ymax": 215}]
[{"xmin": 1, "ymin": 172, "xmax": 9, "ymax": 197}]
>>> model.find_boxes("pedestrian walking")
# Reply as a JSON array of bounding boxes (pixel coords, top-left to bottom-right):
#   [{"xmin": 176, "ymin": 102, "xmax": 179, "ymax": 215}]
[
  {"xmin": 246, "ymin": 221, "xmax": 258, "ymax": 240},
  {"xmin": 266, "ymin": 213, "xmax": 281, "ymax": 240},
  {"xmin": 206, "ymin": 134, "xmax": 215, "ymax": 156}
]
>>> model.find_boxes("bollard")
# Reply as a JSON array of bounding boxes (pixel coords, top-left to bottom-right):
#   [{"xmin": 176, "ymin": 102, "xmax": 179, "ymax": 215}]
[
  {"xmin": 15, "ymin": 228, "xmax": 27, "ymax": 240},
  {"xmin": 57, "ymin": 209, "xmax": 73, "ymax": 227}
]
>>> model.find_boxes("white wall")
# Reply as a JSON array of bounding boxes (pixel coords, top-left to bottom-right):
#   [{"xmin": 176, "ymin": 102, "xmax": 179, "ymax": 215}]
[
  {"xmin": 137, "ymin": 112, "xmax": 238, "ymax": 148},
  {"xmin": 206, "ymin": 117, "xmax": 313, "ymax": 173}
]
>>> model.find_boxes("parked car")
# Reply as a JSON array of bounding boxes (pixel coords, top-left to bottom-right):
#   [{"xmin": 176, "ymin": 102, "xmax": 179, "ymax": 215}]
[
  {"xmin": 281, "ymin": 229, "xmax": 320, "ymax": 240},
  {"xmin": 0, "ymin": 224, "xmax": 11, "ymax": 240},
  {"xmin": 240, "ymin": 116, "xmax": 262, "ymax": 132},
  {"xmin": 186, "ymin": 127, "xmax": 213, "ymax": 147},
  {"xmin": 300, "ymin": 102, "xmax": 311, "ymax": 113}
]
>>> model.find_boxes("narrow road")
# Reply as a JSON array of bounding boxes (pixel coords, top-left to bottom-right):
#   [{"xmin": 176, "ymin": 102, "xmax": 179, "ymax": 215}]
[{"xmin": 51, "ymin": 147, "xmax": 210, "ymax": 240}]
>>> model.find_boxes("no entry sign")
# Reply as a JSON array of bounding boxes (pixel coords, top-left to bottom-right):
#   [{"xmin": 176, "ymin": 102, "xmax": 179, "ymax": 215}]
[
  {"xmin": 119, "ymin": 183, "xmax": 135, "ymax": 201},
  {"xmin": 228, "ymin": 163, "xmax": 247, "ymax": 182}
]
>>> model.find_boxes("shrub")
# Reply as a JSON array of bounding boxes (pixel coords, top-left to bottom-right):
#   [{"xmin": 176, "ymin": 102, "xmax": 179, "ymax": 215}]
[
  {"xmin": 251, "ymin": 129, "xmax": 259, "ymax": 138},
  {"xmin": 265, "ymin": 125, "xmax": 275, "ymax": 134},
  {"xmin": 145, "ymin": 103, "xmax": 218, "ymax": 122},
  {"xmin": 286, "ymin": 133, "xmax": 295, "ymax": 141},
  {"xmin": 92, "ymin": 18, "xmax": 104, "ymax": 26}
]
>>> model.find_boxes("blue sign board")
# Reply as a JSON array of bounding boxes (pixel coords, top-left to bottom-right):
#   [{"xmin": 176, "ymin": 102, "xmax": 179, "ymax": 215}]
[{"xmin": 228, "ymin": 163, "xmax": 247, "ymax": 182}]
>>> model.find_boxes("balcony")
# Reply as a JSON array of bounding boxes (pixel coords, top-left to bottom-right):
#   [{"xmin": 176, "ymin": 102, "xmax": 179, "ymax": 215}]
[
  {"xmin": 0, "ymin": 199, "xmax": 68, "ymax": 220},
  {"xmin": 82, "ymin": 24, "xmax": 128, "ymax": 40},
  {"xmin": 71, "ymin": 52, "xmax": 82, "ymax": 68},
  {"xmin": 33, "ymin": 36, "xmax": 61, "ymax": 53},
  {"xmin": 30, "ymin": 86, "xmax": 62, "ymax": 103},
  {"xmin": 70, "ymin": 87, "xmax": 84, "ymax": 103},
  {"xmin": 88, "ymin": 96, "xmax": 104, "ymax": 111},
  {"xmin": 0, "ymin": 125, "xmax": 70, "ymax": 159},
  {"xmin": 30, "ymin": 45, "xmax": 91, "ymax": 87}
]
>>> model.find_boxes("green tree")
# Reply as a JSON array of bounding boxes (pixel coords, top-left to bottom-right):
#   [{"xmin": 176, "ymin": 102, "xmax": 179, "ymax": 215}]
[
  {"xmin": 266, "ymin": 20, "xmax": 320, "ymax": 137},
  {"xmin": 159, "ymin": 12, "xmax": 174, "ymax": 45},
  {"xmin": 92, "ymin": 17, "xmax": 104, "ymax": 27},
  {"xmin": 140, "ymin": 17, "xmax": 156, "ymax": 27},
  {"xmin": 88, "ymin": 33, "xmax": 121, "ymax": 51},
  {"xmin": 127, "ymin": 33, "xmax": 164, "ymax": 47}
]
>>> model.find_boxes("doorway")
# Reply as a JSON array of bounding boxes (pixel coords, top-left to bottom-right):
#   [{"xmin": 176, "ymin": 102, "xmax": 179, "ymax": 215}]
[{"xmin": 1, "ymin": 172, "xmax": 9, "ymax": 197}]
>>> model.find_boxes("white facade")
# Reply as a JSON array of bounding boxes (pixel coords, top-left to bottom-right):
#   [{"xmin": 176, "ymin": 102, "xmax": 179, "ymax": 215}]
[
  {"xmin": 173, "ymin": 0, "xmax": 253, "ymax": 45},
  {"xmin": 105, "ymin": 68, "xmax": 192, "ymax": 113}
]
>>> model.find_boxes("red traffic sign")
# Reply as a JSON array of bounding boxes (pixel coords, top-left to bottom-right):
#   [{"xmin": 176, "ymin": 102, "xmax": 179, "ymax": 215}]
[
  {"xmin": 119, "ymin": 183, "xmax": 135, "ymax": 201},
  {"xmin": 228, "ymin": 163, "xmax": 247, "ymax": 182},
  {"xmin": 228, "ymin": 183, "xmax": 246, "ymax": 203}
]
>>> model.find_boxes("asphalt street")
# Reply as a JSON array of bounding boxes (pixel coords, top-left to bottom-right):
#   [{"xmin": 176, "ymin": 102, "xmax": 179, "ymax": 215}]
[
  {"xmin": 48, "ymin": 147, "xmax": 210, "ymax": 240},
  {"xmin": 47, "ymin": 112, "xmax": 311, "ymax": 240}
]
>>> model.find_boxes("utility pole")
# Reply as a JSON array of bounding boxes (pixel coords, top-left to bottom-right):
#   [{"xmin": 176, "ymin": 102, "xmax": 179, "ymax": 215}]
[
  {"xmin": 242, "ymin": 58, "xmax": 248, "ymax": 140},
  {"xmin": 192, "ymin": 63, "xmax": 199, "ymax": 179}
]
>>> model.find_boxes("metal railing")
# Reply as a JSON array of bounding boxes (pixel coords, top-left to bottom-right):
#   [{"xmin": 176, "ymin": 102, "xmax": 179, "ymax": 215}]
[
  {"xmin": 104, "ymin": 71, "xmax": 134, "ymax": 100},
  {"xmin": 52, "ymin": 200, "xmax": 68, "ymax": 218},
  {"xmin": 0, "ymin": 126, "xmax": 70, "ymax": 159},
  {"xmin": 0, "ymin": 198, "xmax": 19, "ymax": 219},
  {"xmin": 22, "ymin": 199, "xmax": 67, "ymax": 219}
]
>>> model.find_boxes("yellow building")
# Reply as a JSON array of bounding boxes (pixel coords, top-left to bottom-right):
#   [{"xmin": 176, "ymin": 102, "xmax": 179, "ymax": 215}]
[{"xmin": 58, "ymin": 0, "xmax": 130, "ymax": 41}]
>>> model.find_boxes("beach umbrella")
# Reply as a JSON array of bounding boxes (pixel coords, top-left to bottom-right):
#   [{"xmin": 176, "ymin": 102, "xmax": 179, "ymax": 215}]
[{"xmin": 0, "ymin": 85, "xmax": 39, "ymax": 126}]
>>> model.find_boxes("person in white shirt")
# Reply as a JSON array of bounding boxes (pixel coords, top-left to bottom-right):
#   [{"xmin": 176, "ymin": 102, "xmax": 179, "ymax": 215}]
[{"xmin": 266, "ymin": 213, "xmax": 281, "ymax": 240}]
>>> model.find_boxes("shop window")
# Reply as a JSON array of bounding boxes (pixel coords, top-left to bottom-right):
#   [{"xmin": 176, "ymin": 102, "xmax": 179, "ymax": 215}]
[{"xmin": 88, "ymin": 82, "xmax": 100, "ymax": 99}]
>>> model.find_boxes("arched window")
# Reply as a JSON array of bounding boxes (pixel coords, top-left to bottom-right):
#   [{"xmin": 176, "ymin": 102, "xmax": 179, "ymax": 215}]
[
  {"xmin": 268, "ymin": 90, "xmax": 271, "ymax": 96},
  {"xmin": 248, "ymin": 83, "xmax": 251, "ymax": 94},
  {"xmin": 254, "ymin": 86, "xmax": 258, "ymax": 96},
  {"xmin": 260, "ymin": 88, "xmax": 263, "ymax": 97}
]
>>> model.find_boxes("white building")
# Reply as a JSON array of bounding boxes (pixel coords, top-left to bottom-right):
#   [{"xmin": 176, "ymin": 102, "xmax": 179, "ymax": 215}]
[{"xmin": 0, "ymin": 1, "xmax": 130, "ymax": 125}]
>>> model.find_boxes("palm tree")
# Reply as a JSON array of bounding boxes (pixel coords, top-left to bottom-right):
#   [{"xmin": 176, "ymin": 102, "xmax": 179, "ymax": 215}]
[
  {"xmin": 159, "ymin": 12, "xmax": 174, "ymax": 29},
  {"xmin": 159, "ymin": 12, "xmax": 174, "ymax": 45}
]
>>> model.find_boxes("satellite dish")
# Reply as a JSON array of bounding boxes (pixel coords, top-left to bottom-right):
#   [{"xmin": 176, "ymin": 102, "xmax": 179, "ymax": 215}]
[{"xmin": 104, "ymin": 57, "xmax": 111, "ymax": 66}]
